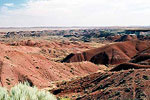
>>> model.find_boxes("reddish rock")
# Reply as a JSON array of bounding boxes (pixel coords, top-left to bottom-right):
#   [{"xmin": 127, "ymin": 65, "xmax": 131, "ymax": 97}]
[
  {"xmin": 62, "ymin": 40, "xmax": 150, "ymax": 65},
  {"xmin": 107, "ymin": 35, "xmax": 121, "ymax": 41},
  {"xmin": 115, "ymin": 35, "xmax": 137, "ymax": 42},
  {"xmin": 0, "ymin": 42, "xmax": 99, "ymax": 89},
  {"xmin": 52, "ymin": 69, "xmax": 150, "ymax": 100},
  {"xmin": 110, "ymin": 63, "xmax": 150, "ymax": 71}
]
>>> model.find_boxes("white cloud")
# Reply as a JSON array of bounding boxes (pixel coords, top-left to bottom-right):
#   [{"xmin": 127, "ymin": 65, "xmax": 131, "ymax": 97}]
[
  {"xmin": 3, "ymin": 3, "xmax": 14, "ymax": 7},
  {"xmin": 0, "ymin": 0, "xmax": 150, "ymax": 27}
]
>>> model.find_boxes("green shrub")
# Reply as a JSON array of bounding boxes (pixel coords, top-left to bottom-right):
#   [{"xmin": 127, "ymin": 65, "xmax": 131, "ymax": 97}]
[
  {"xmin": 0, "ymin": 82, "xmax": 57, "ymax": 100},
  {"xmin": 0, "ymin": 87, "xmax": 9, "ymax": 100}
]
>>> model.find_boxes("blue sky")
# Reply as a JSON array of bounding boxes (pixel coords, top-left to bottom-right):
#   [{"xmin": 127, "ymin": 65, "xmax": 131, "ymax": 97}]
[
  {"xmin": 0, "ymin": 0, "xmax": 26, "ymax": 8},
  {"xmin": 0, "ymin": 0, "xmax": 150, "ymax": 27}
]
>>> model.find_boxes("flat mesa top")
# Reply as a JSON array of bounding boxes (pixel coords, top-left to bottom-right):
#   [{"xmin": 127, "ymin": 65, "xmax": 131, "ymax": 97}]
[
  {"xmin": 0, "ymin": 27, "xmax": 103, "ymax": 32},
  {"xmin": 0, "ymin": 27, "xmax": 150, "ymax": 32}
]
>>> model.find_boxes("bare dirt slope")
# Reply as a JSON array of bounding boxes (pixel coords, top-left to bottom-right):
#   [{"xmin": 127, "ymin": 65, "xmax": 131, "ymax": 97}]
[
  {"xmin": 115, "ymin": 35, "xmax": 137, "ymax": 42},
  {"xmin": 52, "ymin": 40, "xmax": 150, "ymax": 100},
  {"xmin": 0, "ymin": 42, "xmax": 100, "ymax": 89},
  {"xmin": 62, "ymin": 40, "xmax": 150, "ymax": 65},
  {"xmin": 8, "ymin": 39, "xmax": 92, "ymax": 62},
  {"xmin": 52, "ymin": 69, "xmax": 150, "ymax": 100},
  {"xmin": 111, "ymin": 47, "xmax": 150, "ymax": 71}
]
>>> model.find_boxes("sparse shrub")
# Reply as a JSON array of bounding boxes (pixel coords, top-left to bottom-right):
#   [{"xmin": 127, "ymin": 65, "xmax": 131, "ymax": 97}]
[
  {"xmin": 143, "ymin": 75, "xmax": 149, "ymax": 80},
  {"xmin": 124, "ymin": 88, "xmax": 130, "ymax": 92},
  {"xmin": 0, "ymin": 87, "xmax": 9, "ymax": 100},
  {"xmin": 4, "ymin": 56, "xmax": 10, "ymax": 60},
  {"xmin": 0, "ymin": 82, "xmax": 57, "ymax": 100}
]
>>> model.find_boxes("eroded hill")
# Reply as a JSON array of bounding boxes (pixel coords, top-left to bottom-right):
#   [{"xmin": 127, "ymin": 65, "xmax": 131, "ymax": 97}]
[
  {"xmin": 51, "ymin": 69, "xmax": 150, "ymax": 100},
  {"xmin": 62, "ymin": 40, "xmax": 150, "ymax": 65},
  {"xmin": 0, "ymin": 41, "xmax": 101, "ymax": 89}
]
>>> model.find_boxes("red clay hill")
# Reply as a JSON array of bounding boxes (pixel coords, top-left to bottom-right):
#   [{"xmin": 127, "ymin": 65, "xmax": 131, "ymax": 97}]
[
  {"xmin": 9, "ymin": 40, "xmax": 92, "ymax": 62},
  {"xmin": 51, "ymin": 69, "xmax": 150, "ymax": 100},
  {"xmin": 52, "ymin": 41, "xmax": 150, "ymax": 99},
  {"xmin": 111, "ymin": 47, "xmax": 150, "ymax": 71},
  {"xmin": 62, "ymin": 40, "xmax": 150, "ymax": 65},
  {"xmin": 0, "ymin": 41, "xmax": 100, "ymax": 89},
  {"xmin": 106, "ymin": 34, "xmax": 137, "ymax": 42},
  {"xmin": 115, "ymin": 34, "xmax": 137, "ymax": 42}
]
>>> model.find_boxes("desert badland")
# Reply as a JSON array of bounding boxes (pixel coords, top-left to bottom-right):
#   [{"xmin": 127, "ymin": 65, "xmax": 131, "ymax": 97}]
[{"xmin": 0, "ymin": 27, "xmax": 150, "ymax": 99}]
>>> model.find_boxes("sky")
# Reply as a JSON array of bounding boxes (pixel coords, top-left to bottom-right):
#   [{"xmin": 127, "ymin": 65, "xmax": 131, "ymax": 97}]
[{"xmin": 0, "ymin": 0, "xmax": 150, "ymax": 27}]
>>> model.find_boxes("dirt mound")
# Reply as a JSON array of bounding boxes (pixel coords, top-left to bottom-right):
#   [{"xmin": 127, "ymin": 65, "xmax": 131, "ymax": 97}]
[
  {"xmin": 62, "ymin": 40, "xmax": 150, "ymax": 65},
  {"xmin": 0, "ymin": 42, "xmax": 99, "ymax": 89},
  {"xmin": 137, "ymin": 47, "xmax": 150, "ymax": 54},
  {"xmin": 9, "ymin": 40, "xmax": 91, "ymax": 49},
  {"xmin": 110, "ymin": 63, "xmax": 150, "ymax": 71},
  {"xmin": 106, "ymin": 35, "xmax": 121, "ymax": 41},
  {"xmin": 131, "ymin": 54, "xmax": 150, "ymax": 63},
  {"xmin": 10, "ymin": 40, "xmax": 36, "ymax": 46},
  {"xmin": 115, "ymin": 35, "xmax": 137, "ymax": 42},
  {"xmin": 9, "ymin": 40, "xmax": 92, "ymax": 62},
  {"xmin": 110, "ymin": 47, "xmax": 150, "ymax": 71},
  {"xmin": 51, "ymin": 69, "xmax": 150, "ymax": 100}
]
